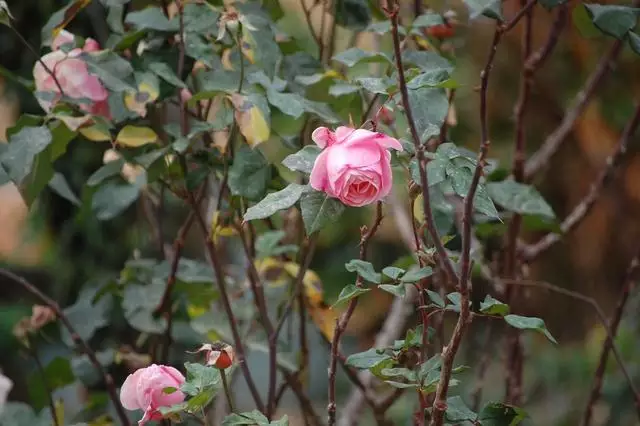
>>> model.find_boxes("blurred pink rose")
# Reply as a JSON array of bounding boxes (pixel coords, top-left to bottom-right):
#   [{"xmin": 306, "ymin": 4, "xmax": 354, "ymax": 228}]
[
  {"xmin": 120, "ymin": 364, "xmax": 186, "ymax": 425},
  {"xmin": 33, "ymin": 31, "xmax": 110, "ymax": 118},
  {"xmin": 310, "ymin": 126, "xmax": 402, "ymax": 207}
]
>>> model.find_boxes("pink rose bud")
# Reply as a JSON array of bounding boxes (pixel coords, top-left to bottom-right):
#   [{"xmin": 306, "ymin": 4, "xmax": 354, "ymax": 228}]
[
  {"xmin": 309, "ymin": 126, "xmax": 402, "ymax": 207},
  {"xmin": 82, "ymin": 37, "xmax": 101, "ymax": 53},
  {"xmin": 120, "ymin": 364, "xmax": 186, "ymax": 425},
  {"xmin": 376, "ymin": 105, "xmax": 395, "ymax": 126},
  {"xmin": 33, "ymin": 32, "xmax": 111, "ymax": 119}
]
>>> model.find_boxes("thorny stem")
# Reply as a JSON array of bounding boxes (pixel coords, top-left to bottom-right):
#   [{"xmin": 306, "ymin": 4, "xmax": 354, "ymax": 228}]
[
  {"xmin": 0, "ymin": 269, "xmax": 130, "ymax": 426},
  {"xmin": 581, "ymin": 257, "xmax": 640, "ymax": 425},
  {"xmin": 385, "ymin": 1, "xmax": 458, "ymax": 283},
  {"xmin": 328, "ymin": 202, "xmax": 383, "ymax": 426},
  {"xmin": 10, "ymin": 25, "xmax": 66, "ymax": 96},
  {"xmin": 156, "ymin": 209, "xmax": 198, "ymax": 363},
  {"xmin": 523, "ymin": 103, "xmax": 640, "ymax": 262},
  {"xmin": 499, "ymin": 276, "xmax": 640, "ymax": 424}
]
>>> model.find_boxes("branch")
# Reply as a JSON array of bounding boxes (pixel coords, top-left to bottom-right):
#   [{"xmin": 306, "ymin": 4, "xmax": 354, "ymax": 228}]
[
  {"xmin": 523, "ymin": 103, "xmax": 640, "ymax": 262},
  {"xmin": 429, "ymin": 23, "xmax": 503, "ymax": 426},
  {"xmin": 328, "ymin": 202, "xmax": 383, "ymax": 426},
  {"xmin": 385, "ymin": 2, "xmax": 458, "ymax": 282},
  {"xmin": 503, "ymin": 0, "xmax": 534, "ymax": 403},
  {"xmin": 499, "ymin": 276, "xmax": 640, "ymax": 424},
  {"xmin": 581, "ymin": 257, "xmax": 640, "ymax": 425},
  {"xmin": 0, "ymin": 269, "xmax": 130, "ymax": 426},
  {"xmin": 524, "ymin": 39, "xmax": 626, "ymax": 179}
]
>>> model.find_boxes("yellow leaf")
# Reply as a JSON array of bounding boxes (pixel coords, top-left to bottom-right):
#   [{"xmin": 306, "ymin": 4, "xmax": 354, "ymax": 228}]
[
  {"xmin": 282, "ymin": 262, "xmax": 324, "ymax": 307},
  {"xmin": 241, "ymin": 31, "xmax": 256, "ymax": 64},
  {"xmin": 308, "ymin": 304, "xmax": 338, "ymax": 342},
  {"xmin": 116, "ymin": 125, "xmax": 158, "ymax": 147},
  {"xmin": 124, "ymin": 81, "xmax": 159, "ymax": 118},
  {"xmin": 89, "ymin": 415, "xmax": 113, "ymax": 426},
  {"xmin": 56, "ymin": 114, "xmax": 92, "ymax": 131},
  {"xmin": 52, "ymin": 0, "xmax": 92, "ymax": 39},
  {"xmin": 80, "ymin": 123, "xmax": 111, "ymax": 142},
  {"xmin": 187, "ymin": 304, "xmax": 207, "ymax": 319},
  {"xmin": 255, "ymin": 257, "xmax": 289, "ymax": 287},
  {"xmin": 54, "ymin": 399, "xmax": 65, "ymax": 426},
  {"xmin": 231, "ymin": 94, "xmax": 270, "ymax": 147}
]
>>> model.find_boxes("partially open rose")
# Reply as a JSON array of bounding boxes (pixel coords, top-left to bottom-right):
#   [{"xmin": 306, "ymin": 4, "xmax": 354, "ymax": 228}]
[
  {"xmin": 33, "ymin": 30, "xmax": 110, "ymax": 118},
  {"xmin": 120, "ymin": 364, "xmax": 186, "ymax": 425},
  {"xmin": 310, "ymin": 126, "xmax": 402, "ymax": 207}
]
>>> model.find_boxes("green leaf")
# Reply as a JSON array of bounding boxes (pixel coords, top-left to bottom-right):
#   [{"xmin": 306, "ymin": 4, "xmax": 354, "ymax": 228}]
[
  {"xmin": 333, "ymin": 48, "xmax": 391, "ymax": 67},
  {"xmin": 382, "ymin": 266, "xmax": 405, "ymax": 280},
  {"xmin": 402, "ymin": 51, "xmax": 454, "ymax": 75},
  {"xmin": 572, "ymin": 4, "xmax": 603, "ymax": 38},
  {"xmin": 629, "ymin": 31, "xmax": 640, "ymax": 55},
  {"xmin": 125, "ymin": 6, "xmax": 179, "ymax": 31},
  {"xmin": 463, "ymin": 0, "xmax": 503, "ymax": 20},
  {"xmin": 332, "ymin": 284, "xmax": 370, "ymax": 308},
  {"xmin": 91, "ymin": 181, "xmax": 141, "ymax": 220},
  {"xmin": 335, "ymin": 0, "xmax": 371, "ymax": 29},
  {"xmin": 222, "ymin": 410, "xmax": 273, "ymax": 425},
  {"xmin": 282, "ymin": 146, "xmax": 321, "ymax": 174},
  {"xmin": 0, "ymin": 1, "xmax": 14, "ymax": 27},
  {"xmin": 480, "ymin": 295, "xmax": 510, "ymax": 316},
  {"xmin": 61, "ymin": 287, "xmax": 112, "ymax": 347},
  {"xmin": 426, "ymin": 290, "xmax": 445, "ymax": 308},
  {"xmin": 446, "ymin": 163, "xmax": 499, "ymax": 219},
  {"xmin": 70, "ymin": 349, "xmax": 114, "ymax": 387},
  {"xmin": 83, "ymin": 51, "xmax": 135, "ymax": 92},
  {"xmin": 148, "ymin": 61, "xmax": 187, "ymax": 89},
  {"xmin": 228, "ymin": 145, "xmax": 271, "ymax": 200},
  {"xmin": 406, "ymin": 87, "xmax": 449, "ymax": 142},
  {"xmin": 504, "ymin": 314, "xmax": 557, "ymax": 344},
  {"xmin": 244, "ymin": 184, "xmax": 307, "ymax": 221},
  {"xmin": 300, "ymin": 190, "xmax": 345, "ymax": 234},
  {"xmin": 28, "ymin": 357, "xmax": 74, "ymax": 410},
  {"xmin": 365, "ymin": 20, "xmax": 407, "ymax": 36},
  {"xmin": 487, "ymin": 180, "xmax": 555, "ymax": 219},
  {"xmin": 345, "ymin": 348, "xmax": 391, "ymax": 369},
  {"xmin": 48, "ymin": 172, "xmax": 80, "ymax": 206},
  {"xmin": 445, "ymin": 396, "xmax": 477, "ymax": 423},
  {"xmin": 418, "ymin": 354, "xmax": 442, "ymax": 380},
  {"xmin": 400, "ymin": 267, "xmax": 433, "ymax": 283},
  {"xmin": 378, "ymin": 284, "xmax": 406, "ymax": 297},
  {"xmin": 87, "ymin": 159, "xmax": 125, "ymax": 186},
  {"xmin": 184, "ymin": 362, "xmax": 222, "ymax": 392},
  {"xmin": 255, "ymin": 230, "xmax": 286, "ymax": 258},
  {"xmin": 478, "ymin": 402, "xmax": 527, "ymax": 426},
  {"xmin": 266, "ymin": 90, "xmax": 306, "ymax": 119},
  {"xmin": 0, "ymin": 403, "xmax": 52, "ymax": 426},
  {"xmin": 584, "ymin": 4, "xmax": 640, "ymax": 39},
  {"xmin": 353, "ymin": 76, "xmax": 393, "ymax": 95},
  {"xmin": 345, "ymin": 259, "xmax": 382, "ymax": 283},
  {"xmin": 329, "ymin": 83, "xmax": 360, "ymax": 97}
]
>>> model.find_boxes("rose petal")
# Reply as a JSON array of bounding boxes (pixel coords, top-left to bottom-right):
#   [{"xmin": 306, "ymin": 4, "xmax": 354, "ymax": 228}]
[
  {"xmin": 342, "ymin": 128, "xmax": 403, "ymax": 151},
  {"xmin": 120, "ymin": 369, "xmax": 146, "ymax": 410},
  {"xmin": 310, "ymin": 150, "xmax": 331, "ymax": 194},
  {"xmin": 311, "ymin": 127, "xmax": 335, "ymax": 148}
]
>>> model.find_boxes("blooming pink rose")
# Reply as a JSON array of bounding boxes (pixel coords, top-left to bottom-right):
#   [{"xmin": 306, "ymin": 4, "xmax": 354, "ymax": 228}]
[
  {"xmin": 310, "ymin": 126, "xmax": 402, "ymax": 207},
  {"xmin": 120, "ymin": 364, "xmax": 186, "ymax": 425},
  {"xmin": 33, "ymin": 31, "xmax": 110, "ymax": 118}
]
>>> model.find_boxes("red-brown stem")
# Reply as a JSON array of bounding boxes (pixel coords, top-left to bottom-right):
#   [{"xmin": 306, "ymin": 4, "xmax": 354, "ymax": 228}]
[
  {"xmin": 0, "ymin": 269, "xmax": 130, "ymax": 426},
  {"xmin": 523, "ymin": 103, "xmax": 640, "ymax": 262},
  {"xmin": 429, "ymin": 24, "xmax": 503, "ymax": 426},
  {"xmin": 499, "ymin": 277, "xmax": 640, "ymax": 424},
  {"xmin": 175, "ymin": 0, "xmax": 265, "ymax": 411},
  {"xmin": 503, "ymin": 0, "xmax": 534, "ymax": 404},
  {"xmin": 27, "ymin": 340, "xmax": 60, "ymax": 426},
  {"xmin": 328, "ymin": 202, "xmax": 383, "ymax": 426},
  {"xmin": 582, "ymin": 256, "xmax": 640, "ymax": 425},
  {"xmin": 386, "ymin": 2, "xmax": 458, "ymax": 283}
]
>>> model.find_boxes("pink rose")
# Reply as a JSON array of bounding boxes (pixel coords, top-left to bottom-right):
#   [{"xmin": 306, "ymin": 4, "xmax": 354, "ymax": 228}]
[
  {"xmin": 120, "ymin": 364, "xmax": 186, "ymax": 425},
  {"xmin": 33, "ymin": 31, "xmax": 110, "ymax": 118},
  {"xmin": 309, "ymin": 126, "xmax": 402, "ymax": 207}
]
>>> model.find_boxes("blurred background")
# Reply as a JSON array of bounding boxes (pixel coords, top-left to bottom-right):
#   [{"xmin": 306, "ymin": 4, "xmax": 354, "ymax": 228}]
[{"xmin": 1, "ymin": 0, "xmax": 639, "ymax": 425}]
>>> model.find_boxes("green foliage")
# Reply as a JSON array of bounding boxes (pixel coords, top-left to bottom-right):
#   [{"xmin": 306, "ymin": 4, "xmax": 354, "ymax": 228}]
[
  {"xmin": 345, "ymin": 259, "xmax": 382, "ymax": 283},
  {"xmin": 228, "ymin": 144, "xmax": 271, "ymax": 200},
  {"xmin": 504, "ymin": 314, "xmax": 557, "ymax": 344},
  {"xmin": 487, "ymin": 180, "xmax": 555, "ymax": 219},
  {"xmin": 244, "ymin": 184, "xmax": 307, "ymax": 221},
  {"xmin": 222, "ymin": 410, "xmax": 288, "ymax": 425},
  {"xmin": 463, "ymin": 0, "xmax": 503, "ymax": 21},
  {"xmin": 332, "ymin": 284, "xmax": 370, "ymax": 307},
  {"xmin": 300, "ymin": 190, "xmax": 345, "ymax": 234}
]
